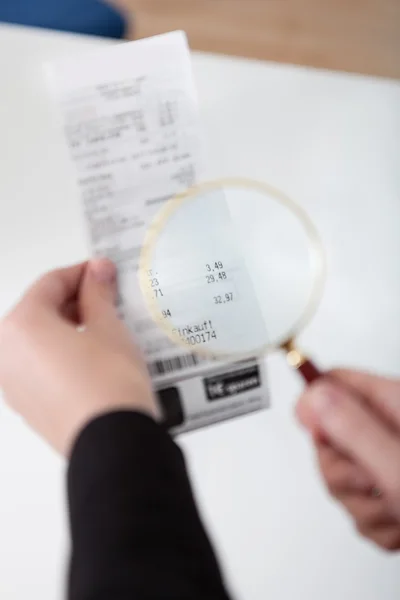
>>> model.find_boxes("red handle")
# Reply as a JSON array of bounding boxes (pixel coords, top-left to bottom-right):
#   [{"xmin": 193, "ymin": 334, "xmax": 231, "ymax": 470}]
[{"xmin": 298, "ymin": 359, "xmax": 322, "ymax": 384}]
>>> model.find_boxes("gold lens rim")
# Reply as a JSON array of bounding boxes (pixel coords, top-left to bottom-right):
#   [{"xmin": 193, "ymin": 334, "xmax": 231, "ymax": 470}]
[{"xmin": 139, "ymin": 177, "xmax": 326, "ymax": 359}]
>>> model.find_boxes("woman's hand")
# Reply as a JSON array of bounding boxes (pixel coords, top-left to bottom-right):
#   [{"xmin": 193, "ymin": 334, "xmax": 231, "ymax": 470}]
[
  {"xmin": 0, "ymin": 259, "xmax": 160, "ymax": 456},
  {"xmin": 297, "ymin": 371, "xmax": 400, "ymax": 551}
]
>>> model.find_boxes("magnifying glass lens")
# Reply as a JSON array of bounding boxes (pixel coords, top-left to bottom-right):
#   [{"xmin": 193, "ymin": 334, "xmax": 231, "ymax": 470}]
[{"xmin": 140, "ymin": 181, "xmax": 323, "ymax": 359}]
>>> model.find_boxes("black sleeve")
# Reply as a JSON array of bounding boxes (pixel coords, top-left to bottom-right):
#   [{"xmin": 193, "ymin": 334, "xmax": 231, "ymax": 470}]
[{"xmin": 67, "ymin": 411, "xmax": 232, "ymax": 600}]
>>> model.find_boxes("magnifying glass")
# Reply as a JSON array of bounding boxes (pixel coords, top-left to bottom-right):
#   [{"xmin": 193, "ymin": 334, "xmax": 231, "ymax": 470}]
[{"xmin": 139, "ymin": 178, "xmax": 326, "ymax": 384}]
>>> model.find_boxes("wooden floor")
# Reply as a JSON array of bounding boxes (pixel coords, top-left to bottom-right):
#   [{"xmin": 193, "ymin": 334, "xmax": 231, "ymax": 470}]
[{"xmin": 112, "ymin": 0, "xmax": 400, "ymax": 79}]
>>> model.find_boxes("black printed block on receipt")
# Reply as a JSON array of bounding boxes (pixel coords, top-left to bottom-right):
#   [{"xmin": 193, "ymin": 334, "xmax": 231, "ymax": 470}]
[{"xmin": 204, "ymin": 365, "xmax": 262, "ymax": 402}]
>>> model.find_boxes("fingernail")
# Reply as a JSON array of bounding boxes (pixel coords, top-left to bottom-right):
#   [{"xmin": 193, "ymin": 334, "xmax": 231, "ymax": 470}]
[{"xmin": 89, "ymin": 259, "xmax": 116, "ymax": 285}]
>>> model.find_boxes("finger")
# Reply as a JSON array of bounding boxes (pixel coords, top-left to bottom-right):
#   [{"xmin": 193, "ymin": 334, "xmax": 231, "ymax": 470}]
[
  {"xmin": 317, "ymin": 443, "xmax": 373, "ymax": 495},
  {"xmin": 296, "ymin": 400, "xmax": 333, "ymax": 446},
  {"xmin": 26, "ymin": 263, "xmax": 87, "ymax": 312},
  {"xmin": 360, "ymin": 523, "xmax": 400, "ymax": 552},
  {"xmin": 303, "ymin": 380, "xmax": 400, "ymax": 500},
  {"xmin": 343, "ymin": 495, "xmax": 393, "ymax": 527},
  {"xmin": 296, "ymin": 395, "xmax": 319, "ymax": 432},
  {"xmin": 330, "ymin": 369, "xmax": 400, "ymax": 430},
  {"xmin": 316, "ymin": 442, "xmax": 400, "ymax": 548},
  {"xmin": 79, "ymin": 259, "xmax": 119, "ymax": 335}
]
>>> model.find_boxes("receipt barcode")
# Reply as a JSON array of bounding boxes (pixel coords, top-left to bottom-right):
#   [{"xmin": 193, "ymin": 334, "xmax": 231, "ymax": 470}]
[{"xmin": 148, "ymin": 353, "xmax": 203, "ymax": 377}]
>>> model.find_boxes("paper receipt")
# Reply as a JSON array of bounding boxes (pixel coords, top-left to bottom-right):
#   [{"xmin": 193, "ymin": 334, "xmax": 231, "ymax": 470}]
[{"xmin": 47, "ymin": 31, "xmax": 270, "ymax": 432}]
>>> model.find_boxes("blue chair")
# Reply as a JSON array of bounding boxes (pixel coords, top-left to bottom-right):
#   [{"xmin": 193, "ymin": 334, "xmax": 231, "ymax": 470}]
[{"xmin": 0, "ymin": 0, "xmax": 126, "ymax": 38}]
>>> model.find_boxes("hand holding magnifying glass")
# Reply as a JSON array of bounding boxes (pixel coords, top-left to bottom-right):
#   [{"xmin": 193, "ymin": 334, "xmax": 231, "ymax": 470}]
[
  {"xmin": 298, "ymin": 370, "xmax": 400, "ymax": 551},
  {"xmin": 139, "ymin": 178, "xmax": 400, "ymax": 550}
]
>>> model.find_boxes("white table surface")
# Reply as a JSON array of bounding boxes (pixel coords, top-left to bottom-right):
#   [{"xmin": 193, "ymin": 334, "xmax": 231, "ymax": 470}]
[{"xmin": 1, "ymin": 23, "xmax": 400, "ymax": 600}]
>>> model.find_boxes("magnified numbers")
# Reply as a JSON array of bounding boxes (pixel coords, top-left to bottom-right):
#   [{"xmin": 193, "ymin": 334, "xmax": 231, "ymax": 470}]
[
  {"xmin": 145, "ymin": 270, "xmax": 172, "ymax": 318},
  {"xmin": 214, "ymin": 292, "xmax": 233, "ymax": 304},
  {"xmin": 205, "ymin": 261, "xmax": 227, "ymax": 284},
  {"xmin": 205, "ymin": 261, "xmax": 235, "ymax": 305},
  {"xmin": 146, "ymin": 270, "xmax": 164, "ymax": 297},
  {"xmin": 144, "ymin": 258, "xmax": 236, "ymax": 352}
]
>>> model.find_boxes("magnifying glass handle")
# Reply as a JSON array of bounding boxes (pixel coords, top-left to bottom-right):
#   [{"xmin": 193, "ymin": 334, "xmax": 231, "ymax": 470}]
[
  {"xmin": 282, "ymin": 340, "xmax": 322, "ymax": 384},
  {"xmin": 297, "ymin": 360, "xmax": 322, "ymax": 384}
]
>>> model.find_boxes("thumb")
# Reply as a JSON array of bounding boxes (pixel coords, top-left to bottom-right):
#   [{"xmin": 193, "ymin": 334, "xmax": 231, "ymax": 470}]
[{"xmin": 80, "ymin": 259, "xmax": 118, "ymax": 333}]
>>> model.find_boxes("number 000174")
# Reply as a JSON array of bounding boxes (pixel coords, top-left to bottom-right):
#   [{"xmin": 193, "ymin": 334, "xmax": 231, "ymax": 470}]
[{"xmin": 185, "ymin": 330, "xmax": 217, "ymax": 345}]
